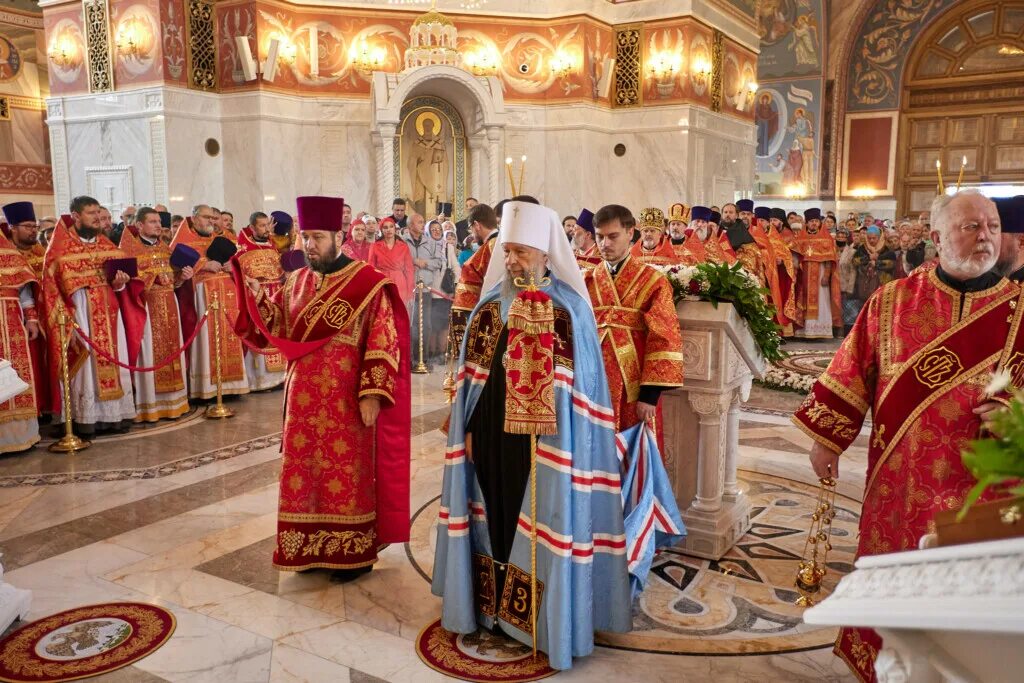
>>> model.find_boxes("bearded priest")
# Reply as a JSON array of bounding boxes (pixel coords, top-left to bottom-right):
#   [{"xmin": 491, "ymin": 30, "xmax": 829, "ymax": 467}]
[
  {"xmin": 587, "ymin": 203, "xmax": 683, "ymax": 445},
  {"xmin": 236, "ymin": 195, "xmax": 411, "ymax": 580},
  {"xmin": 119, "ymin": 208, "xmax": 191, "ymax": 421},
  {"xmin": 171, "ymin": 205, "xmax": 250, "ymax": 400},
  {"xmin": 630, "ymin": 208, "xmax": 679, "ymax": 266},
  {"xmin": 233, "ymin": 211, "xmax": 286, "ymax": 391},
  {"xmin": 433, "ymin": 201, "xmax": 631, "ymax": 670},
  {"xmin": 793, "ymin": 190, "xmax": 1020, "ymax": 683},
  {"xmin": 790, "ymin": 208, "xmax": 841, "ymax": 339}
]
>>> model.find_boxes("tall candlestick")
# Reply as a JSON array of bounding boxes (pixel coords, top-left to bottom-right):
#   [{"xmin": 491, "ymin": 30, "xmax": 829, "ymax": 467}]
[
  {"xmin": 505, "ymin": 157, "xmax": 516, "ymax": 195},
  {"xmin": 936, "ymin": 159, "xmax": 944, "ymax": 195},
  {"xmin": 518, "ymin": 155, "xmax": 527, "ymax": 197},
  {"xmin": 956, "ymin": 155, "xmax": 967, "ymax": 191}
]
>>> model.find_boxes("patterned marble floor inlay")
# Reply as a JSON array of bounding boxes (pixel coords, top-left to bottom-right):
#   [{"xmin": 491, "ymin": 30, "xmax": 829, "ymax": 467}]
[{"xmin": 407, "ymin": 470, "xmax": 860, "ymax": 657}]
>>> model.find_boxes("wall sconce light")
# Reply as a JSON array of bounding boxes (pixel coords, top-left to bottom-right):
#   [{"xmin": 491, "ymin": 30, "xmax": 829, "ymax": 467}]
[
  {"xmin": 276, "ymin": 35, "xmax": 297, "ymax": 65},
  {"xmin": 784, "ymin": 183, "xmax": 807, "ymax": 198},
  {"xmin": 47, "ymin": 34, "xmax": 78, "ymax": 68},
  {"xmin": 464, "ymin": 49, "xmax": 499, "ymax": 77},
  {"xmin": 691, "ymin": 55, "xmax": 711, "ymax": 88},
  {"xmin": 350, "ymin": 39, "xmax": 386, "ymax": 75},
  {"xmin": 115, "ymin": 16, "xmax": 152, "ymax": 61},
  {"xmin": 850, "ymin": 187, "xmax": 878, "ymax": 199},
  {"xmin": 647, "ymin": 51, "xmax": 682, "ymax": 80},
  {"xmin": 550, "ymin": 50, "xmax": 578, "ymax": 79}
]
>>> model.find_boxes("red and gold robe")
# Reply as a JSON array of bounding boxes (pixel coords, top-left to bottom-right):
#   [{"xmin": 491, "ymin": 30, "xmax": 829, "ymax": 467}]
[
  {"xmin": 751, "ymin": 224, "xmax": 794, "ymax": 329},
  {"xmin": 170, "ymin": 218, "xmax": 248, "ymax": 397},
  {"xmin": 234, "ymin": 258, "xmax": 412, "ymax": 571},
  {"xmin": 41, "ymin": 218, "xmax": 146, "ymax": 414},
  {"xmin": 792, "ymin": 268, "xmax": 1023, "ymax": 683},
  {"xmin": 584, "ymin": 256, "xmax": 684, "ymax": 444},
  {"xmin": 233, "ymin": 228, "xmax": 286, "ymax": 376},
  {"xmin": 629, "ymin": 235, "xmax": 680, "ymax": 266},
  {"xmin": 16, "ymin": 242, "xmax": 49, "ymax": 413},
  {"xmin": 0, "ymin": 233, "xmax": 40, "ymax": 449},
  {"xmin": 119, "ymin": 228, "xmax": 189, "ymax": 420},
  {"xmin": 790, "ymin": 229, "xmax": 841, "ymax": 336},
  {"xmin": 448, "ymin": 234, "xmax": 496, "ymax": 357}
]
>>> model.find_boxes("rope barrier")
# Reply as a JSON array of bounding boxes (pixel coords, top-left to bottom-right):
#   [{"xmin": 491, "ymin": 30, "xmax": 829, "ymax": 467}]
[
  {"xmin": 71, "ymin": 311, "xmax": 209, "ymax": 372},
  {"xmin": 424, "ymin": 286, "xmax": 454, "ymax": 302}
]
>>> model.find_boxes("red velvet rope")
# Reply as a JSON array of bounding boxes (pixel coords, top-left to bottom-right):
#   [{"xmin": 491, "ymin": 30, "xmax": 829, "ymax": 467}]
[
  {"xmin": 424, "ymin": 286, "xmax": 453, "ymax": 302},
  {"xmin": 71, "ymin": 312, "xmax": 209, "ymax": 372}
]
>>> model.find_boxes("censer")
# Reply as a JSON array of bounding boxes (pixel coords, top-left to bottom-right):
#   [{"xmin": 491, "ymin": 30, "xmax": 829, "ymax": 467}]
[
  {"xmin": 794, "ymin": 470, "xmax": 838, "ymax": 607},
  {"xmin": 441, "ymin": 346, "xmax": 457, "ymax": 403}
]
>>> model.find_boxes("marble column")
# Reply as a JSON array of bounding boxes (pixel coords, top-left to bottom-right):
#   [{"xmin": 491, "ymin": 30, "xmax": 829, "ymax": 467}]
[
  {"xmin": 469, "ymin": 132, "xmax": 485, "ymax": 202},
  {"xmin": 723, "ymin": 388, "xmax": 743, "ymax": 499},
  {"xmin": 376, "ymin": 123, "xmax": 397, "ymax": 211},
  {"xmin": 688, "ymin": 393, "xmax": 731, "ymax": 513},
  {"xmin": 485, "ymin": 126, "xmax": 502, "ymax": 202}
]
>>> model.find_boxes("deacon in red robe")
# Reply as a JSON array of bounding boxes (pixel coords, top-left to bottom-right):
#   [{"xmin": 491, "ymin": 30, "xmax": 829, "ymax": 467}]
[
  {"xmin": 753, "ymin": 206, "xmax": 796, "ymax": 335},
  {"xmin": 41, "ymin": 199, "xmax": 146, "ymax": 433},
  {"xmin": 233, "ymin": 212, "xmax": 286, "ymax": 391},
  {"xmin": 0, "ymin": 230, "xmax": 41, "ymax": 451},
  {"xmin": 3, "ymin": 201, "xmax": 50, "ymax": 415},
  {"xmin": 235, "ymin": 195, "xmax": 411, "ymax": 581},
  {"xmin": 630, "ymin": 207, "xmax": 680, "ymax": 266},
  {"xmin": 119, "ymin": 208, "xmax": 190, "ymax": 421},
  {"xmin": 790, "ymin": 208, "xmax": 841, "ymax": 339},
  {"xmin": 793, "ymin": 191, "xmax": 1018, "ymax": 683},
  {"xmin": 590, "ymin": 204, "xmax": 684, "ymax": 445}
]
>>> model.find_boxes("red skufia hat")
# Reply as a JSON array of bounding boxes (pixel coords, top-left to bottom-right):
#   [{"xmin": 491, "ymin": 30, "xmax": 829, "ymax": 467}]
[{"xmin": 296, "ymin": 196, "xmax": 344, "ymax": 232}]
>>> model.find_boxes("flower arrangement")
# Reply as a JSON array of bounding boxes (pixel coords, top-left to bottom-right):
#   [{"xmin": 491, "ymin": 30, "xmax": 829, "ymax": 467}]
[
  {"xmin": 957, "ymin": 370, "xmax": 1024, "ymax": 520},
  {"xmin": 756, "ymin": 365, "xmax": 816, "ymax": 394},
  {"xmin": 657, "ymin": 261, "xmax": 784, "ymax": 363}
]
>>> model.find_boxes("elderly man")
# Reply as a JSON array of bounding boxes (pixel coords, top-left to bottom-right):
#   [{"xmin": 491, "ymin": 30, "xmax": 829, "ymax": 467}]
[
  {"xmin": 793, "ymin": 190, "xmax": 1019, "ymax": 683},
  {"xmin": 171, "ymin": 204, "xmax": 250, "ymax": 399},
  {"xmin": 434, "ymin": 200, "xmax": 631, "ymax": 670},
  {"xmin": 630, "ymin": 208, "xmax": 679, "ymax": 265}
]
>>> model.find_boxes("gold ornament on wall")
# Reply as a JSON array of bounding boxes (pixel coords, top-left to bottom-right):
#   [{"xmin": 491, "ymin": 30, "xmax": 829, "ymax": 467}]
[
  {"xmin": 613, "ymin": 25, "xmax": 643, "ymax": 108},
  {"xmin": 187, "ymin": 0, "xmax": 217, "ymax": 92},
  {"xmin": 83, "ymin": 0, "xmax": 114, "ymax": 93},
  {"xmin": 710, "ymin": 29, "xmax": 724, "ymax": 113}
]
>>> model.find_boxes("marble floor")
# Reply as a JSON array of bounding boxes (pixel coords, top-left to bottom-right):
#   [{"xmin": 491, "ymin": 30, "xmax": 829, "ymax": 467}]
[{"xmin": 0, "ymin": 365, "xmax": 864, "ymax": 682}]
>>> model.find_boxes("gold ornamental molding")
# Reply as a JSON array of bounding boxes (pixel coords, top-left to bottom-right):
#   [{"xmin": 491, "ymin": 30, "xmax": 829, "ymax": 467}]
[
  {"xmin": 612, "ymin": 23, "xmax": 643, "ymax": 109},
  {"xmin": 3, "ymin": 96, "xmax": 46, "ymax": 112},
  {"xmin": 186, "ymin": 0, "xmax": 217, "ymax": 92},
  {"xmin": 710, "ymin": 29, "xmax": 724, "ymax": 113},
  {"xmin": 0, "ymin": 97, "xmax": 9, "ymax": 121},
  {"xmin": 82, "ymin": 0, "xmax": 114, "ymax": 93}
]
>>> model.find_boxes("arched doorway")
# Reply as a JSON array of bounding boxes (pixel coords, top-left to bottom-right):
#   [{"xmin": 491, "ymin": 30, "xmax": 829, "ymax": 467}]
[
  {"xmin": 371, "ymin": 65, "xmax": 506, "ymax": 221},
  {"xmin": 898, "ymin": 1, "xmax": 1024, "ymax": 215}
]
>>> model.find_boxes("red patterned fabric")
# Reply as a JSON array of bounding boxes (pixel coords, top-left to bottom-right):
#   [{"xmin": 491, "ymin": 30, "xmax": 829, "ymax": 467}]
[{"xmin": 792, "ymin": 268, "xmax": 1021, "ymax": 682}]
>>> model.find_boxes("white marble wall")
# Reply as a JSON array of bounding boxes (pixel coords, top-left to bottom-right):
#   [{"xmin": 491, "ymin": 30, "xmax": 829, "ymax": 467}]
[{"xmin": 47, "ymin": 85, "xmax": 754, "ymax": 220}]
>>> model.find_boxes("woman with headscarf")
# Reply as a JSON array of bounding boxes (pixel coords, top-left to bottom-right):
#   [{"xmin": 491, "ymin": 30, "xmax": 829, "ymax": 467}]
[
  {"xmin": 368, "ymin": 216, "xmax": 415, "ymax": 306},
  {"xmin": 849, "ymin": 225, "xmax": 897, "ymax": 329},
  {"xmin": 341, "ymin": 218, "xmax": 371, "ymax": 261}
]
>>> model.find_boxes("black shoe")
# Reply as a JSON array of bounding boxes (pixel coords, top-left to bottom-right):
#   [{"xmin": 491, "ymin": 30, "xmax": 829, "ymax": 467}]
[{"xmin": 329, "ymin": 566, "xmax": 373, "ymax": 584}]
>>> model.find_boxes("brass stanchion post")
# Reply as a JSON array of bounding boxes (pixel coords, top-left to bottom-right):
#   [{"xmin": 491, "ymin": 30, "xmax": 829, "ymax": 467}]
[
  {"xmin": 49, "ymin": 302, "xmax": 90, "ymax": 453},
  {"xmin": 413, "ymin": 281, "xmax": 429, "ymax": 374},
  {"xmin": 205, "ymin": 292, "xmax": 234, "ymax": 419}
]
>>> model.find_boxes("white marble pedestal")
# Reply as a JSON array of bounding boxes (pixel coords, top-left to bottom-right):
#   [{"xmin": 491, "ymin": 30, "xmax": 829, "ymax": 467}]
[
  {"xmin": 804, "ymin": 538, "xmax": 1024, "ymax": 683},
  {"xmin": 663, "ymin": 301, "xmax": 765, "ymax": 560},
  {"xmin": 0, "ymin": 560, "xmax": 31, "ymax": 634}
]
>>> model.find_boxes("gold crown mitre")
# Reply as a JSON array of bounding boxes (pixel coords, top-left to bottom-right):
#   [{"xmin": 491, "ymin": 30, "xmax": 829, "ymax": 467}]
[
  {"xmin": 668, "ymin": 203, "xmax": 687, "ymax": 222},
  {"xmin": 638, "ymin": 207, "xmax": 666, "ymax": 230}
]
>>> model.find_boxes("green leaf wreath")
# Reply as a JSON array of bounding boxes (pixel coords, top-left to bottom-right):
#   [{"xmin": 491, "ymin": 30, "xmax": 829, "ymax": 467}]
[{"xmin": 660, "ymin": 261, "xmax": 785, "ymax": 363}]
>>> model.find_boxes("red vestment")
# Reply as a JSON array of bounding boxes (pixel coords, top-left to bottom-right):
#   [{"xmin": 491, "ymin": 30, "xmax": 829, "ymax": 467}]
[
  {"xmin": 792, "ymin": 268, "xmax": 1022, "ymax": 682},
  {"xmin": 629, "ymin": 235, "xmax": 680, "ymax": 266},
  {"xmin": 233, "ymin": 228, "xmax": 286, "ymax": 374},
  {"xmin": 170, "ymin": 218, "xmax": 247, "ymax": 391},
  {"xmin": 234, "ymin": 259, "xmax": 412, "ymax": 570},
  {"xmin": 448, "ymin": 235, "xmax": 496, "ymax": 356},
  {"xmin": 368, "ymin": 239, "xmax": 414, "ymax": 304},
  {"xmin": 584, "ymin": 256, "xmax": 683, "ymax": 444},
  {"xmin": 119, "ymin": 229, "xmax": 188, "ymax": 401},
  {"xmin": 750, "ymin": 224, "xmax": 794, "ymax": 327},
  {"xmin": 790, "ymin": 229, "xmax": 841, "ymax": 334},
  {"xmin": 16, "ymin": 242, "xmax": 49, "ymax": 413},
  {"xmin": 0, "ymin": 232, "xmax": 40, "ymax": 443},
  {"xmin": 41, "ymin": 218, "xmax": 146, "ymax": 413}
]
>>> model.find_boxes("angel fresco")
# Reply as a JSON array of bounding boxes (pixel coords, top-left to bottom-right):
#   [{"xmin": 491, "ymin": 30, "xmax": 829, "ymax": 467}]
[{"xmin": 789, "ymin": 14, "xmax": 819, "ymax": 68}]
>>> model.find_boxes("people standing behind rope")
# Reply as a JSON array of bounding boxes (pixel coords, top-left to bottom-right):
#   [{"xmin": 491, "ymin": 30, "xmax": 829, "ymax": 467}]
[
  {"xmin": 368, "ymin": 217, "xmax": 415, "ymax": 307},
  {"xmin": 119, "ymin": 207, "xmax": 192, "ymax": 421},
  {"xmin": 403, "ymin": 213, "xmax": 444, "ymax": 368},
  {"xmin": 42, "ymin": 197, "xmax": 146, "ymax": 435}
]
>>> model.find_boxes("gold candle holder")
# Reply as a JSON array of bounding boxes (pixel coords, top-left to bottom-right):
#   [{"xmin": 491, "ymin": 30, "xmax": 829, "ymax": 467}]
[
  {"xmin": 794, "ymin": 471, "xmax": 837, "ymax": 607},
  {"xmin": 205, "ymin": 292, "xmax": 235, "ymax": 419},
  {"xmin": 49, "ymin": 302, "xmax": 90, "ymax": 453},
  {"xmin": 413, "ymin": 282, "xmax": 429, "ymax": 375}
]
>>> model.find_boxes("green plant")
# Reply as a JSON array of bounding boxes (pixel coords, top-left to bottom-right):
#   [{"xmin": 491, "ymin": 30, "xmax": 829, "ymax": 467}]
[{"xmin": 958, "ymin": 381, "xmax": 1024, "ymax": 520}]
